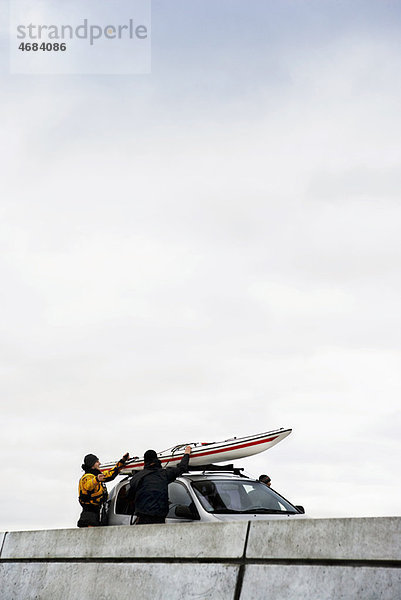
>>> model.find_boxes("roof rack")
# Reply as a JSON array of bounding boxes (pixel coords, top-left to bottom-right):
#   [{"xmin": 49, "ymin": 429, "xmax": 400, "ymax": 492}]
[
  {"xmin": 186, "ymin": 463, "xmax": 247, "ymax": 477},
  {"xmin": 120, "ymin": 463, "xmax": 248, "ymax": 479}
]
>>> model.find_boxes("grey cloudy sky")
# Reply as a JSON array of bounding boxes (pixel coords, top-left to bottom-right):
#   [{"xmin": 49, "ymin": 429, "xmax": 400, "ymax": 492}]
[{"xmin": 1, "ymin": 0, "xmax": 401, "ymax": 530}]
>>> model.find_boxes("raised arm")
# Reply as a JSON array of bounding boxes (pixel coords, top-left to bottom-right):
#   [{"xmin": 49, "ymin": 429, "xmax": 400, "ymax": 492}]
[
  {"xmin": 166, "ymin": 446, "xmax": 191, "ymax": 482},
  {"xmin": 101, "ymin": 452, "xmax": 130, "ymax": 482}
]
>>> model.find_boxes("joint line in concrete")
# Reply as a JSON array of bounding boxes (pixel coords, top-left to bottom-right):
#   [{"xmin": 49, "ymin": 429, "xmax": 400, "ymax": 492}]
[
  {"xmin": 0, "ymin": 532, "xmax": 7, "ymax": 558},
  {"xmin": 233, "ymin": 521, "xmax": 251, "ymax": 600},
  {"xmin": 0, "ymin": 557, "xmax": 242, "ymax": 565},
  {"xmin": 1, "ymin": 557, "xmax": 401, "ymax": 570},
  {"xmin": 243, "ymin": 558, "xmax": 401, "ymax": 569},
  {"xmin": 243, "ymin": 520, "xmax": 251, "ymax": 559}
]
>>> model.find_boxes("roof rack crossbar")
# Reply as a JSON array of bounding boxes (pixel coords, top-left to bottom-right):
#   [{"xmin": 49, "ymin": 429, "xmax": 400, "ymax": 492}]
[{"xmin": 186, "ymin": 463, "xmax": 247, "ymax": 476}]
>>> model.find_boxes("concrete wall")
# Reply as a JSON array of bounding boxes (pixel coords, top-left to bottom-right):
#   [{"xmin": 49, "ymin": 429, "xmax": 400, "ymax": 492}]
[{"xmin": 1, "ymin": 518, "xmax": 400, "ymax": 599}]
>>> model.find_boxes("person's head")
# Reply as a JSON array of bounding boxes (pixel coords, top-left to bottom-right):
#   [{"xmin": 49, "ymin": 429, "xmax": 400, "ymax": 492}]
[
  {"xmin": 144, "ymin": 449, "xmax": 158, "ymax": 467},
  {"xmin": 259, "ymin": 474, "xmax": 271, "ymax": 487},
  {"xmin": 82, "ymin": 454, "xmax": 100, "ymax": 471}
]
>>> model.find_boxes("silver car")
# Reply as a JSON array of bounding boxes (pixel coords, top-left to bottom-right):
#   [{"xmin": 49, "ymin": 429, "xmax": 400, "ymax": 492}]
[{"xmin": 107, "ymin": 466, "xmax": 305, "ymax": 525}]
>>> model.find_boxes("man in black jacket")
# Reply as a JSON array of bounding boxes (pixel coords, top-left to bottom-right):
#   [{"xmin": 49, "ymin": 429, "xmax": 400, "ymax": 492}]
[{"xmin": 129, "ymin": 445, "xmax": 191, "ymax": 524}]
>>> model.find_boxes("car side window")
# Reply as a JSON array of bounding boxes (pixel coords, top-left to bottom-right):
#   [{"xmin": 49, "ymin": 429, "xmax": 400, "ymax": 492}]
[
  {"xmin": 115, "ymin": 483, "xmax": 134, "ymax": 515},
  {"xmin": 167, "ymin": 482, "xmax": 198, "ymax": 519}
]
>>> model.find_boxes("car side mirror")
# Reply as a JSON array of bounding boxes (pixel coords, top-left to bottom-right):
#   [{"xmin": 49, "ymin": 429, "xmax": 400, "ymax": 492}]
[
  {"xmin": 175, "ymin": 505, "xmax": 195, "ymax": 519},
  {"xmin": 295, "ymin": 505, "xmax": 305, "ymax": 514}
]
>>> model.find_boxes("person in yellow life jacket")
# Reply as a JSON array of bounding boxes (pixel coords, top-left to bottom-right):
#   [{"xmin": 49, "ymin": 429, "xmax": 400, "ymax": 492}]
[{"xmin": 77, "ymin": 452, "xmax": 129, "ymax": 528}]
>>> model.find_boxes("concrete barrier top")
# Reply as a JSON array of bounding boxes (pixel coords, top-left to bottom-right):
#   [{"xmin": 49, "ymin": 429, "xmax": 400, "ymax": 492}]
[
  {"xmin": 246, "ymin": 517, "xmax": 401, "ymax": 561},
  {"xmin": 2, "ymin": 517, "xmax": 401, "ymax": 564},
  {"xmin": 1, "ymin": 521, "xmax": 248, "ymax": 560}
]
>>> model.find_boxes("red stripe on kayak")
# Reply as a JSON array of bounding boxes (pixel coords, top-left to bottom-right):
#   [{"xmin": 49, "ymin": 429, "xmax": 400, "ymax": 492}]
[
  {"xmin": 166, "ymin": 435, "xmax": 280, "ymax": 462},
  {"xmin": 105, "ymin": 434, "xmax": 280, "ymax": 471}
]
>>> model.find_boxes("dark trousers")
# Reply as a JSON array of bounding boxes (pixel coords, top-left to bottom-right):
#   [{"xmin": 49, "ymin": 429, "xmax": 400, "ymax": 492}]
[
  {"xmin": 135, "ymin": 514, "xmax": 166, "ymax": 525},
  {"xmin": 77, "ymin": 508, "xmax": 101, "ymax": 528}
]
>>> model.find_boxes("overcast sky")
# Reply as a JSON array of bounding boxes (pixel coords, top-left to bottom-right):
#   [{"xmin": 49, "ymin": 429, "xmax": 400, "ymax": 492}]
[{"xmin": 1, "ymin": 0, "xmax": 401, "ymax": 530}]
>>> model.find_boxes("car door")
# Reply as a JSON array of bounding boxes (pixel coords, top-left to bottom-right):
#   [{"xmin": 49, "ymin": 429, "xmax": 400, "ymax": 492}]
[
  {"xmin": 108, "ymin": 481, "xmax": 133, "ymax": 526},
  {"xmin": 166, "ymin": 481, "xmax": 200, "ymax": 523}
]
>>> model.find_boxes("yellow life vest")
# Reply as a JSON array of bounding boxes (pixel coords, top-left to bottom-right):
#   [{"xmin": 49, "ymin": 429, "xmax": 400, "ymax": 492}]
[{"xmin": 78, "ymin": 461, "xmax": 124, "ymax": 508}]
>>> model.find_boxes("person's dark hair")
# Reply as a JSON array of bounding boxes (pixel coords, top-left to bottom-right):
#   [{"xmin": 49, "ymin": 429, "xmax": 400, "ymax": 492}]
[
  {"xmin": 82, "ymin": 454, "xmax": 99, "ymax": 470},
  {"xmin": 144, "ymin": 449, "xmax": 158, "ymax": 466},
  {"xmin": 258, "ymin": 474, "xmax": 271, "ymax": 484}
]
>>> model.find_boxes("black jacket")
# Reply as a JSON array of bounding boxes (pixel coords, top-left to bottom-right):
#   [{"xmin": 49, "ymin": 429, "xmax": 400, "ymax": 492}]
[{"xmin": 129, "ymin": 454, "xmax": 190, "ymax": 518}]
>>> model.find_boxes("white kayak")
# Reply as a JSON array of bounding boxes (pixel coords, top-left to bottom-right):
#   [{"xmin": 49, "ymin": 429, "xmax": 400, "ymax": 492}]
[{"xmin": 100, "ymin": 427, "xmax": 292, "ymax": 475}]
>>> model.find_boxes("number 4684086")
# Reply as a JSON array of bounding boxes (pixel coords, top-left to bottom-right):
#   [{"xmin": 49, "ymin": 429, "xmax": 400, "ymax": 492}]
[{"xmin": 19, "ymin": 42, "xmax": 67, "ymax": 51}]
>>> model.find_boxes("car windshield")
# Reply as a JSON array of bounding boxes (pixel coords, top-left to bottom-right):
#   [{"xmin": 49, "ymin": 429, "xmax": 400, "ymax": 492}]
[{"xmin": 191, "ymin": 479, "xmax": 298, "ymax": 514}]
